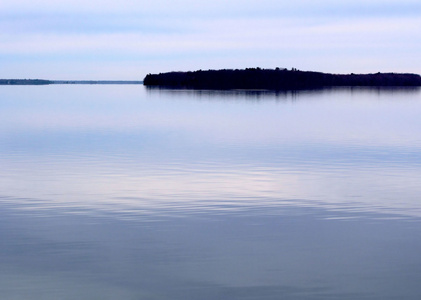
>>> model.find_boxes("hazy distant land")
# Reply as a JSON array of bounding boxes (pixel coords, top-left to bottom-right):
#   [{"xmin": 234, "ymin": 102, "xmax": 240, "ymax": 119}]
[
  {"xmin": 0, "ymin": 79, "xmax": 52, "ymax": 85},
  {"xmin": 0, "ymin": 79, "xmax": 142, "ymax": 85},
  {"xmin": 143, "ymin": 68, "xmax": 421, "ymax": 90},
  {"xmin": 53, "ymin": 80, "xmax": 143, "ymax": 84}
]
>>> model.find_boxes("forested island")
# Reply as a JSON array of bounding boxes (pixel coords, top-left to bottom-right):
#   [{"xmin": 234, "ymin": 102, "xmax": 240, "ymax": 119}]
[{"xmin": 143, "ymin": 68, "xmax": 421, "ymax": 90}]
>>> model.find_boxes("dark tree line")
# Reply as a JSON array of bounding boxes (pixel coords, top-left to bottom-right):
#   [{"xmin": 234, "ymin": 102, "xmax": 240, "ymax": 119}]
[{"xmin": 143, "ymin": 68, "xmax": 421, "ymax": 90}]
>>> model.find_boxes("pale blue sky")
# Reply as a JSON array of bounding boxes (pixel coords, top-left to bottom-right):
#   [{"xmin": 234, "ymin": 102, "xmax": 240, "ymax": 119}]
[{"xmin": 1, "ymin": 0, "xmax": 420, "ymax": 80}]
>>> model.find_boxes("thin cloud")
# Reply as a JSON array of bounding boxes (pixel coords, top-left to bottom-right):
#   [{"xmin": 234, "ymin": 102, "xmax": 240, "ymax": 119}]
[{"xmin": 0, "ymin": 0, "xmax": 420, "ymax": 78}]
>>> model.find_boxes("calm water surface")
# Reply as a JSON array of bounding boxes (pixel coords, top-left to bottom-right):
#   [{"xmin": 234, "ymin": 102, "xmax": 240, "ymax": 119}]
[{"xmin": 1, "ymin": 85, "xmax": 421, "ymax": 299}]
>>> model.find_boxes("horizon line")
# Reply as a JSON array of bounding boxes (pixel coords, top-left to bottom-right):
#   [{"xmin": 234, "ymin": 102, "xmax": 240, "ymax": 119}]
[{"xmin": 0, "ymin": 79, "xmax": 143, "ymax": 85}]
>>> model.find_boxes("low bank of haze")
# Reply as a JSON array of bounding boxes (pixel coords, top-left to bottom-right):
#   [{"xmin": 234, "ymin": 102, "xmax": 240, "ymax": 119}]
[{"xmin": 1, "ymin": 0, "xmax": 420, "ymax": 79}]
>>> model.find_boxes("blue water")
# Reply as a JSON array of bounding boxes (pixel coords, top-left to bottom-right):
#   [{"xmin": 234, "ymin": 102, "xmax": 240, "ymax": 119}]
[{"xmin": 1, "ymin": 85, "xmax": 421, "ymax": 299}]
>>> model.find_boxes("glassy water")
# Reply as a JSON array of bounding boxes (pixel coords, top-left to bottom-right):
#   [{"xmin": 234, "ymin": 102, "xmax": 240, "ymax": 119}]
[{"xmin": 1, "ymin": 85, "xmax": 421, "ymax": 299}]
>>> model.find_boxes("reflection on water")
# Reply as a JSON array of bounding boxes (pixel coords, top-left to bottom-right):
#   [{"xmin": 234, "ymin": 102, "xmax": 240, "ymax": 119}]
[
  {"xmin": 1, "ymin": 85, "xmax": 421, "ymax": 299},
  {"xmin": 146, "ymin": 85, "xmax": 421, "ymax": 100}
]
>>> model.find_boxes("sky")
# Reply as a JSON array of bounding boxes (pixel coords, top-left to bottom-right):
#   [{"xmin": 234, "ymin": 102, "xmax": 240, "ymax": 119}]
[{"xmin": 1, "ymin": 0, "xmax": 420, "ymax": 80}]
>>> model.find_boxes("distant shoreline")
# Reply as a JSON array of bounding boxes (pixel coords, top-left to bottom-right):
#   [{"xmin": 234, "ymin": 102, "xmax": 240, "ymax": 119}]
[
  {"xmin": 0, "ymin": 79, "xmax": 143, "ymax": 85},
  {"xmin": 143, "ymin": 68, "xmax": 421, "ymax": 90},
  {"xmin": 52, "ymin": 80, "xmax": 143, "ymax": 85}
]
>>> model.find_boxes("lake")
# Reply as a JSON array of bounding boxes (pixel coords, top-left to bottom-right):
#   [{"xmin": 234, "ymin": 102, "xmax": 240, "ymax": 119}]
[{"xmin": 1, "ymin": 85, "xmax": 421, "ymax": 299}]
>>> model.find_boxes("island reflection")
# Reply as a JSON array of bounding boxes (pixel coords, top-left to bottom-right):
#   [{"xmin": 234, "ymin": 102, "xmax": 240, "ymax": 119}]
[{"xmin": 145, "ymin": 85, "xmax": 421, "ymax": 101}]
